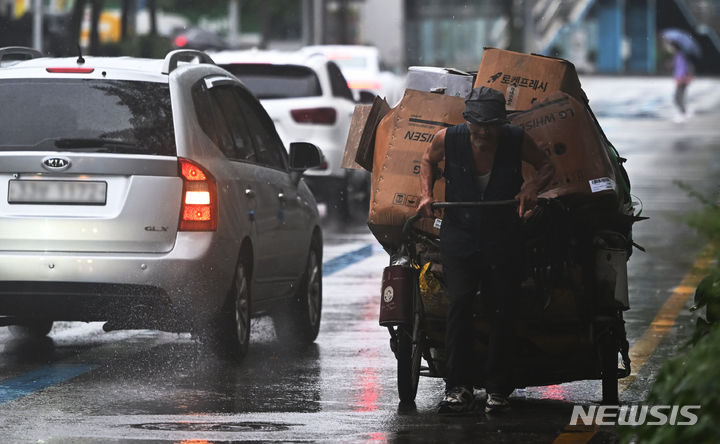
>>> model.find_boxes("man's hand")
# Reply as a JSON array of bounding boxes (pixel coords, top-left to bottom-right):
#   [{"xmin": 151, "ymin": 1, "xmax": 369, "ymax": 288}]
[
  {"xmin": 518, "ymin": 134, "xmax": 554, "ymax": 219},
  {"xmin": 514, "ymin": 188, "xmax": 537, "ymax": 219},
  {"xmin": 417, "ymin": 195, "xmax": 436, "ymax": 217}
]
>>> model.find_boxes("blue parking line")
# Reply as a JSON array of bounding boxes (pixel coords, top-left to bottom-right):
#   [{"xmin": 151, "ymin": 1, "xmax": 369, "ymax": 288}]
[
  {"xmin": 323, "ymin": 243, "xmax": 377, "ymax": 276},
  {"xmin": 0, "ymin": 364, "xmax": 97, "ymax": 405}
]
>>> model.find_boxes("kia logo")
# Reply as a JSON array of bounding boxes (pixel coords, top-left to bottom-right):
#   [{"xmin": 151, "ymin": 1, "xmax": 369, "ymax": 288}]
[{"xmin": 42, "ymin": 157, "xmax": 71, "ymax": 171}]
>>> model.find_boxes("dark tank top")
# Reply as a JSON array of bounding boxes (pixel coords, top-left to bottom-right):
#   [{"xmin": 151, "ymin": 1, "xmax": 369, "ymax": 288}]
[{"xmin": 440, "ymin": 123, "xmax": 525, "ymax": 264}]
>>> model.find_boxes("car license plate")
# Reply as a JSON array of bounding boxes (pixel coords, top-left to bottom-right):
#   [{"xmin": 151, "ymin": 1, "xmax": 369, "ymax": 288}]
[{"xmin": 8, "ymin": 180, "xmax": 107, "ymax": 205}]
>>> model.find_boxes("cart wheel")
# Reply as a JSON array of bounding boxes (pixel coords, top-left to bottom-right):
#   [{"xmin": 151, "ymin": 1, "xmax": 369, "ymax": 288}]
[
  {"xmin": 397, "ymin": 325, "xmax": 423, "ymax": 403},
  {"xmin": 599, "ymin": 329, "xmax": 620, "ymax": 404}
]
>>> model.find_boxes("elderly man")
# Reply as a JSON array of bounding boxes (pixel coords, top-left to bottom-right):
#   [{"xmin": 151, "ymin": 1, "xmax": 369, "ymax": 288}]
[{"xmin": 417, "ymin": 87, "xmax": 554, "ymax": 414}]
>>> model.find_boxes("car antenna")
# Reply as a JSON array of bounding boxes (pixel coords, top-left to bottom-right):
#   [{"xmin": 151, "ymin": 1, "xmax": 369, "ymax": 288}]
[{"xmin": 77, "ymin": 45, "xmax": 85, "ymax": 65}]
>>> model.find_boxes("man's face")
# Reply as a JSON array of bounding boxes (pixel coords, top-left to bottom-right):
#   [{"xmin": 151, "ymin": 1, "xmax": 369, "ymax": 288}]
[{"xmin": 468, "ymin": 121, "xmax": 501, "ymax": 145}]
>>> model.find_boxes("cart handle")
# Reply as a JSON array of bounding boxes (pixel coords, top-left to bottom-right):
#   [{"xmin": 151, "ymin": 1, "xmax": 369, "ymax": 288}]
[
  {"xmin": 431, "ymin": 200, "xmax": 519, "ymax": 208},
  {"xmin": 402, "ymin": 198, "xmax": 559, "ymax": 236},
  {"xmin": 402, "ymin": 200, "xmax": 520, "ymax": 235}
]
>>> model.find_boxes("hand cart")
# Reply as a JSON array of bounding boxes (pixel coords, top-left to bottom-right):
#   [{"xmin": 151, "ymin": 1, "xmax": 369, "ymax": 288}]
[{"xmin": 380, "ymin": 199, "xmax": 633, "ymax": 404}]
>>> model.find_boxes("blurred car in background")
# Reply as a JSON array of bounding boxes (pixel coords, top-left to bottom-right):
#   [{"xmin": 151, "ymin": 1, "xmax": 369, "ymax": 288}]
[
  {"xmin": 0, "ymin": 47, "xmax": 324, "ymax": 360},
  {"xmin": 301, "ymin": 45, "xmax": 404, "ymax": 105},
  {"xmin": 211, "ymin": 49, "xmax": 370, "ymax": 221},
  {"xmin": 172, "ymin": 27, "xmax": 230, "ymax": 51}
]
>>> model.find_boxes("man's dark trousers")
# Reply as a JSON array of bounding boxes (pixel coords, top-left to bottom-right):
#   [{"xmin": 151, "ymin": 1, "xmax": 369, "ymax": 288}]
[{"xmin": 442, "ymin": 251, "xmax": 519, "ymax": 395}]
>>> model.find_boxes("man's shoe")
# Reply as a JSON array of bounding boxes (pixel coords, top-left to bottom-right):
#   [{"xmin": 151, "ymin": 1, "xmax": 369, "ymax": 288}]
[
  {"xmin": 484, "ymin": 393, "xmax": 510, "ymax": 414},
  {"xmin": 438, "ymin": 386, "xmax": 475, "ymax": 414}
]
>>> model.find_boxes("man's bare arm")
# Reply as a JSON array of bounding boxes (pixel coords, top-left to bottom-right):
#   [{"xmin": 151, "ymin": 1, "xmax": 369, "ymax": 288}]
[
  {"xmin": 515, "ymin": 134, "xmax": 555, "ymax": 217},
  {"xmin": 417, "ymin": 128, "xmax": 446, "ymax": 216}
]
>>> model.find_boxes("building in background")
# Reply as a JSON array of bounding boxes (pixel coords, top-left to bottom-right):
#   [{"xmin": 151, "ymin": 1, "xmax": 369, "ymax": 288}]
[
  {"xmin": 1, "ymin": 0, "xmax": 718, "ymax": 75},
  {"xmin": 404, "ymin": 0, "xmax": 507, "ymax": 71},
  {"xmin": 401, "ymin": 0, "xmax": 720, "ymax": 75},
  {"xmin": 355, "ymin": 0, "xmax": 404, "ymax": 73}
]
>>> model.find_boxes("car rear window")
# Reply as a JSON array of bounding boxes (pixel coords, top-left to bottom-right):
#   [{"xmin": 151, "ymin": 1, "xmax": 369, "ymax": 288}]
[
  {"xmin": 221, "ymin": 64, "xmax": 322, "ymax": 99},
  {"xmin": 330, "ymin": 55, "xmax": 368, "ymax": 70},
  {"xmin": 0, "ymin": 79, "xmax": 176, "ymax": 155}
]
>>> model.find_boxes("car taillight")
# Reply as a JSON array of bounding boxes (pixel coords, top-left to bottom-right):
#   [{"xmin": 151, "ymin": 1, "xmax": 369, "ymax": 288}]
[
  {"xmin": 290, "ymin": 107, "xmax": 337, "ymax": 125},
  {"xmin": 174, "ymin": 35, "xmax": 188, "ymax": 48},
  {"xmin": 178, "ymin": 158, "xmax": 217, "ymax": 231}
]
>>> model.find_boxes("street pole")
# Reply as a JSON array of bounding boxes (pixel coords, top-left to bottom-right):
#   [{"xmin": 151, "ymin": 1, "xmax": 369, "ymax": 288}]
[
  {"xmin": 302, "ymin": 0, "xmax": 312, "ymax": 46},
  {"xmin": 338, "ymin": 0, "xmax": 348, "ymax": 44},
  {"xmin": 313, "ymin": 0, "xmax": 324, "ymax": 45},
  {"xmin": 228, "ymin": 0, "xmax": 240, "ymax": 47},
  {"xmin": 523, "ymin": 0, "xmax": 535, "ymax": 54},
  {"xmin": 33, "ymin": 0, "xmax": 43, "ymax": 52}
]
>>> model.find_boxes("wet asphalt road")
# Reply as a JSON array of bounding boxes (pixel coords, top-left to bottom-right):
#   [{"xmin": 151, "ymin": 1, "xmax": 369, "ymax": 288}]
[{"xmin": 1, "ymin": 77, "xmax": 720, "ymax": 443}]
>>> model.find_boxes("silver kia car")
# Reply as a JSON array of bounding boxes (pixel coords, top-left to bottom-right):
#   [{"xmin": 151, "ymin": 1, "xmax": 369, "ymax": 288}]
[{"xmin": 0, "ymin": 47, "xmax": 324, "ymax": 360}]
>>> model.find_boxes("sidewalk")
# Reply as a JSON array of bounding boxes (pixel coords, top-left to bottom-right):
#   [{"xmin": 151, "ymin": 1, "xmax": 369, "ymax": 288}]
[{"xmin": 579, "ymin": 75, "xmax": 720, "ymax": 121}]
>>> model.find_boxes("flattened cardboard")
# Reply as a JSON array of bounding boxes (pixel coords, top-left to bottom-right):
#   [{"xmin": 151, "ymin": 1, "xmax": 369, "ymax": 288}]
[
  {"xmin": 369, "ymin": 89, "xmax": 466, "ymax": 247},
  {"xmin": 341, "ymin": 96, "xmax": 390, "ymax": 172},
  {"xmin": 510, "ymin": 92, "xmax": 617, "ymax": 203},
  {"xmin": 342, "ymin": 104, "xmax": 372, "ymax": 170},
  {"xmin": 475, "ymin": 48, "xmax": 586, "ymax": 111}
]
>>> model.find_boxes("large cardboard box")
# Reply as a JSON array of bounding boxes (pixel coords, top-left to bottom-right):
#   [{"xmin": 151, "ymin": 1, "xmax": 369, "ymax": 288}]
[
  {"xmin": 475, "ymin": 48, "xmax": 586, "ymax": 111},
  {"xmin": 510, "ymin": 92, "xmax": 618, "ymax": 203},
  {"xmin": 369, "ymin": 89, "xmax": 466, "ymax": 247},
  {"xmin": 341, "ymin": 96, "xmax": 390, "ymax": 171}
]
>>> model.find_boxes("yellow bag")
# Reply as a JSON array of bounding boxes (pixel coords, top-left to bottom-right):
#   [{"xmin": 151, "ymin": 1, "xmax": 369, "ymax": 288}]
[{"xmin": 418, "ymin": 262, "xmax": 448, "ymax": 317}]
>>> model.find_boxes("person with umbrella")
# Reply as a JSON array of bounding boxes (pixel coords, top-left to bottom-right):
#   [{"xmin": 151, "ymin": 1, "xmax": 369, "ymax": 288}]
[{"xmin": 662, "ymin": 29, "xmax": 701, "ymax": 123}]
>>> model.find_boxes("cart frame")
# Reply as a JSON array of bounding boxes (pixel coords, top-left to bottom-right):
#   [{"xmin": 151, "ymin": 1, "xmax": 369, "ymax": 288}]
[{"xmin": 384, "ymin": 200, "xmax": 632, "ymax": 404}]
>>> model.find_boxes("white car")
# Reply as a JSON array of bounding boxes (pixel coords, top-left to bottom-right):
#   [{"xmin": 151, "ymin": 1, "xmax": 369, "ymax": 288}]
[
  {"xmin": 301, "ymin": 45, "xmax": 404, "ymax": 106},
  {"xmin": 0, "ymin": 47, "xmax": 324, "ymax": 360},
  {"xmin": 211, "ymin": 49, "xmax": 369, "ymax": 220}
]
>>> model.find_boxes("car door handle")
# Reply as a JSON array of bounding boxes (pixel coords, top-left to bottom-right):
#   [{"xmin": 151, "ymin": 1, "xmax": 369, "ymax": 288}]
[{"xmin": 245, "ymin": 189, "xmax": 255, "ymax": 198}]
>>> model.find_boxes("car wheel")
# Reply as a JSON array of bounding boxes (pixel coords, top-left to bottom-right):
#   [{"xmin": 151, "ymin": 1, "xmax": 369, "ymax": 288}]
[
  {"xmin": 345, "ymin": 170, "xmax": 371, "ymax": 223},
  {"xmin": 230, "ymin": 260, "xmax": 251, "ymax": 359},
  {"xmin": 207, "ymin": 258, "xmax": 251, "ymax": 361},
  {"xmin": 9, "ymin": 320, "xmax": 53, "ymax": 338},
  {"xmin": 274, "ymin": 237, "xmax": 322, "ymax": 344}
]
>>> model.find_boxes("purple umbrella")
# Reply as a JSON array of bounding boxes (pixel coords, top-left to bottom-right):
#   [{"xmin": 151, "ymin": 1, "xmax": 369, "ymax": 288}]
[{"xmin": 662, "ymin": 28, "xmax": 702, "ymax": 58}]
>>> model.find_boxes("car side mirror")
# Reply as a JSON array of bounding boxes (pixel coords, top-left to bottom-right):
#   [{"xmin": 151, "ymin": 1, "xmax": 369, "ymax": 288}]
[
  {"xmin": 289, "ymin": 142, "xmax": 322, "ymax": 170},
  {"xmin": 289, "ymin": 142, "xmax": 323, "ymax": 183}
]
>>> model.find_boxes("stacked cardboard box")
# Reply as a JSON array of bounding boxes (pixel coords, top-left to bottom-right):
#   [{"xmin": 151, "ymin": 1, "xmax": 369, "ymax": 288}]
[
  {"xmin": 342, "ymin": 68, "xmax": 472, "ymax": 248},
  {"xmin": 476, "ymin": 48, "xmax": 624, "ymax": 206},
  {"xmin": 342, "ymin": 48, "xmax": 628, "ymax": 249},
  {"xmin": 510, "ymin": 92, "xmax": 619, "ymax": 204},
  {"xmin": 406, "ymin": 66, "xmax": 474, "ymax": 97},
  {"xmin": 369, "ymin": 89, "xmax": 466, "ymax": 247},
  {"xmin": 475, "ymin": 47, "xmax": 587, "ymax": 111}
]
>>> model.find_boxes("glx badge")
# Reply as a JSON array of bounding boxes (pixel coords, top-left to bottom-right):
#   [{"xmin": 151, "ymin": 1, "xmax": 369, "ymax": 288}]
[
  {"xmin": 42, "ymin": 156, "xmax": 71, "ymax": 171},
  {"xmin": 145, "ymin": 226, "xmax": 168, "ymax": 232}
]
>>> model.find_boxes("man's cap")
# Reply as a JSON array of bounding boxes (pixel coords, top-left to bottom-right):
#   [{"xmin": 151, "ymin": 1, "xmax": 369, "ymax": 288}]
[{"xmin": 462, "ymin": 86, "xmax": 508, "ymax": 125}]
